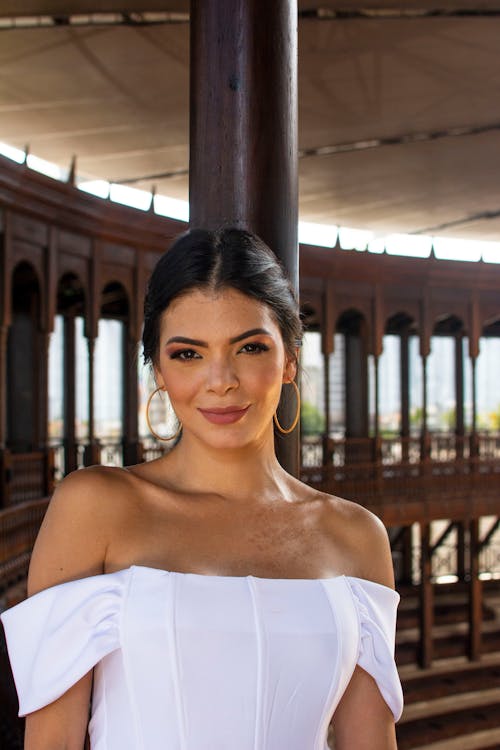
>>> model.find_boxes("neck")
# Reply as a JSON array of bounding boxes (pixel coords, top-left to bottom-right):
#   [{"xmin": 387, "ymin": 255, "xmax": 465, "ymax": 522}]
[{"xmin": 163, "ymin": 427, "xmax": 291, "ymax": 503}]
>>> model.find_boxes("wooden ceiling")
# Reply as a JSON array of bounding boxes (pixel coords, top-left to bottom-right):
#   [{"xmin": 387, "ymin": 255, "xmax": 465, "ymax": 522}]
[{"xmin": 2, "ymin": 3, "xmax": 500, "ymax": 240}]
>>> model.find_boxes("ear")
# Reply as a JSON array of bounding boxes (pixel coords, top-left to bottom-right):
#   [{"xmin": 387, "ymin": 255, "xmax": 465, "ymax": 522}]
[
  {"xmin": 283, "ymin": 347, "xmax": 299, "ymax": 384},
  {"xmin": 153, "ymin": 365, "xmax": 166, "ymax": 391}
]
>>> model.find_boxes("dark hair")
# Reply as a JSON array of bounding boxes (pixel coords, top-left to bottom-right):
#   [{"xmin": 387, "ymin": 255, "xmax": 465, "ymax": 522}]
[{"xmin": 142, "ymin": 227, "xmax": 302, "ymax": 368}]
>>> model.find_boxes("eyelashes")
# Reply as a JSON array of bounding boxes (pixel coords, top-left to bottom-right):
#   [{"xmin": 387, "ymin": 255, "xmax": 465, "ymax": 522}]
[
  {"xmin": 168, "ymin": 342, "xmax": 270, "ymax": 360},
  {"xmin": 169, "ymin": 349, "xmax": 201, "ymax": 361},
  {"xmin": 239, "ymin": 342, "xmax": 269, "ymax": 354}
]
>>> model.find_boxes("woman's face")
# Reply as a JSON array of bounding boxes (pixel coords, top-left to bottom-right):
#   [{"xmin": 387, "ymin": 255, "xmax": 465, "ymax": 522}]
[{"xmin": 154, "ymin": 287, "xmax": 297, "ymax": 449}]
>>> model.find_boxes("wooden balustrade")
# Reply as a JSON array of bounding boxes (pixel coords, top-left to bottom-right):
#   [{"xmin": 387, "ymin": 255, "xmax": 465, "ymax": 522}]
[
  {"xmin": 0, "ymin": 448, "xmax": 55, "ymax": 508},
  {"xmin": 0, "ymin": 498, "xmax": 49, "ymax": 594}
]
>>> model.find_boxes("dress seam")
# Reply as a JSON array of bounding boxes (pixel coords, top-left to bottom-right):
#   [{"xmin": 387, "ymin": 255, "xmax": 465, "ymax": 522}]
[
  {"xmin": 121, "ymin": 567, "xmax": 145, "ymax": 750},
  {"xmin": 247, "ymin": 577, "xmax": 268, "ymax": 750},
  {"xmin": 167, "ymin": 573, "xmax": 189, "ymax": 750},
  {"xmin": 313, "ymin": 579, "xmax": 343, "ymax": 750}
]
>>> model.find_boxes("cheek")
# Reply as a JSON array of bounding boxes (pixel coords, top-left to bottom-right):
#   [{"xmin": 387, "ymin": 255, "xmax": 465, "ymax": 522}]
[
  {"xmin": 160, "ymin": 364, "xmax": 201, "ymax": 402},
  {"xmin": 246, "ymin": 360, "xmax": 284, "ymax": 397}
]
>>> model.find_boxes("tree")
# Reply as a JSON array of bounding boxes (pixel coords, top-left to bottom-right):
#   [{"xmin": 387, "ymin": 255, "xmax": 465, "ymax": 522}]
[{"xmin": 301, "ymin": 401, "xmax": 325, "ymax": 436}]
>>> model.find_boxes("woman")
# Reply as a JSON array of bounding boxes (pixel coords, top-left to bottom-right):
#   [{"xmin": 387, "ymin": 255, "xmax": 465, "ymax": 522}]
[{"xmin": 1, "ymin": 228, "xmax": 403, "ymax": 749}]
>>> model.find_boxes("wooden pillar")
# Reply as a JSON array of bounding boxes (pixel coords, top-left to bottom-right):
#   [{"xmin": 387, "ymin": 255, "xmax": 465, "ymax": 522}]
[
  {"xmin": 400, "ymin": 331, "xmax": 410, "ymax": 462},
  {"xmin": 470, "ymin": 355, "xmax": 478, "ymax": 467},
  {"xmin": 323, "ymin": 350, "xmax": 331, "ymax": 465},
  {"xmin": 419, "ymin": 521, "xmax": 434, "ymax": 668},
  {"xmin": 322, "ymin": 283, "xmax": 334, "ymax": 465},
  {"xmin": 0, "ymin": 325, "xmax": 8, "ymax": 450},
  {"xmin": 457, "ymin": 521, "xmax": 466, "ymax": 581},
  {"xmin": 36, "ymin": 330, "xmax": 50, "ymax": 450},
  {"xmin": 468, "ymin": 518, "xmax": 482, "ymax": 660},
  {"xmin": 189, "ymin": 0, "xmax": 298, "ymax": 475},
  {"xmin": 374, "ymin": 355, "xmax": 380, "ymax": 440},
  {"xmin": 0, "ymin": 331, "xmax": 8, "ymax": 503},
  {"xmin": 122, "ymin": 332, "xmax": 141, "ymax": 467},
  {"xmin": 455, "ymin": 333, "xmax": 465, "ymax": 459},
  {"xmin": 402, "ymin": 525, "xmax": 413, "ymax": 586},
  {"xmin": 420, "ymin": 355, "xmax": 430, "ymax": 468},
  {"xmin": 63, "ymin": 312, "xmax": 77, "ymax": 475},
  {"xmin": 373, "ymin": 355, "xmax": 383, "ymax": 477},
  {"xmin": 84, "ymin": 335, "xmax": 100, "ymax": 467}
]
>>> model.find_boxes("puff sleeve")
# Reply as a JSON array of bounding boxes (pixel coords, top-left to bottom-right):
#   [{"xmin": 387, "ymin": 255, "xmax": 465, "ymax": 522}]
[
  {"xmin": 347, "ymin": 577, "xmax": 404, "ymax": 722},
  {"xmin": 0, "ymin": 569, "xmax": 127, "ymax": 717}
]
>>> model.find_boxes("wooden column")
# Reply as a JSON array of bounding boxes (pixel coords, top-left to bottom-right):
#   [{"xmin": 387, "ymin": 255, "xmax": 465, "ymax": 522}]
[
  {"xmin": 323, "ymin": 352, "xmax": 331, "ymax": 437},
  {"xmin": 468, "ymin": 518, "xmax": 482, "ymax": 660},
  {"xmin": 420, "ymin": 355, "xmax": 430, "ymax": 469},
  {"xmin": 374, "ymin": 355, "xmax": 380, "ymax": 440},
  {"xmin": 455, "ymin": 333, "xmax": 465, "ymax": 459},
  {"xmin": 36, "ymin": 330, "xmax": 50, "ymax": 450},
  {"xmin": 470, "ymin": 355, "xmax": 478, "ymax": 467},
  {"xmin": 419, "ymin": 521, "xmax": 434, "ymax": 668},
  {"xmin": 84, "ymin": 335, "xmax": 100, "ymax": 467},
  {"xmin": 322, "ymin": 282, "xmax": 334, "ymax": 465},
  {"xmin": 0, "ymin": 325, "xmax": 8, "ymax": 450},
  {"xmin": 122, "ymin": 332, "xmax": 141, "ymax": 467},
  {"xmin": 400, "ymin": 331, "xmax": 410, "ymax": 462},
  {"xmin": 190, "ymin": 0, "xmax": 298, "ymax": 475},
  {"xmin": 63, "ymin": 312, "xmax": 77, "ymax": 475},
  {"xmin": 0, "ymin": 326, "xmax": 10, "ymax": 506}
]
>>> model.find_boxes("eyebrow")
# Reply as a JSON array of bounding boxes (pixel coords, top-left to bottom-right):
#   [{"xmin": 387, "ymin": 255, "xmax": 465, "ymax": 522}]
[{"xmin": 165, "ymin": 328, "xmax": 273, "ymax": 347}]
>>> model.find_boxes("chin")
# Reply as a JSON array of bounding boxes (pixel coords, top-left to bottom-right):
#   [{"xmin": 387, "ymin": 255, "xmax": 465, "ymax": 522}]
[{"xmin": 196, "ymin": 425, "xmax": 268, "ymax": 451}]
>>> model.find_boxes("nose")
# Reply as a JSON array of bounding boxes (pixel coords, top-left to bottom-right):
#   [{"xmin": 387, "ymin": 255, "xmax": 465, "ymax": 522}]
[{"xmin": 205, "ymin": 356, "xmax": 239, "ymax": 395}]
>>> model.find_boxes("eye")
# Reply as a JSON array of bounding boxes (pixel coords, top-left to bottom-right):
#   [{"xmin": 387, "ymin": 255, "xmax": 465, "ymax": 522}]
[
  {"xmin": 239, "ymin": 342, "xmax": 269, "ymax": 354},
  {"xmin": 169, "ymin": 349, "xmax": 201, "ymax": 361}
]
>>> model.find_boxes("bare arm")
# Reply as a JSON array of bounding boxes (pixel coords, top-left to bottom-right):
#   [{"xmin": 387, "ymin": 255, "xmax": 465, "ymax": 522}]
[
  {"xmin": 23, "ymin": 467, "xmax": 117, "ymax": 750},
  {"xmin": 330, "ymin": 503, "xmax": 400, "ymax": 750}
]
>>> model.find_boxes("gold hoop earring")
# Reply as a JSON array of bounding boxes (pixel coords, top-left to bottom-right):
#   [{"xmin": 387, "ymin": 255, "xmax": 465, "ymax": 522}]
[
  {"xmin": 146, "ymin": 386, "xmax": 182, "ymax": 441},
  {"xmin": 273, "ymin": 380, "xmax": 300, "ymax": 434}
]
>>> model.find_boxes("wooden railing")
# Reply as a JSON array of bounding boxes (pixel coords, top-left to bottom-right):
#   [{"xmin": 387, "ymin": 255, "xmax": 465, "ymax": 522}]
[
  {"xmin": 302, "ymin": 431, "xmax": 500, "ymax": 468},
  {"xmin": 0, "ymin": 498, "xmax": 49, "ymax": 594},
  {"xmin": 0, "ymin": 449, "xmax": 55, "ymax": 507}
]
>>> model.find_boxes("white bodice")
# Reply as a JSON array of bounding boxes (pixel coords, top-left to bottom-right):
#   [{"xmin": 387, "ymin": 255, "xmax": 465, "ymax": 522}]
[{"xmin": 1, "ymin": 565, "xmax": 403, "ymax": 750}]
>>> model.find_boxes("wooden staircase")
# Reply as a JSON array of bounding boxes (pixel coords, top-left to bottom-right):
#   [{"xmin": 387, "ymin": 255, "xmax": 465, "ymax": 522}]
[{"xmin": 396, "ymin": 580, "xmax": 500, "ymax": 750}]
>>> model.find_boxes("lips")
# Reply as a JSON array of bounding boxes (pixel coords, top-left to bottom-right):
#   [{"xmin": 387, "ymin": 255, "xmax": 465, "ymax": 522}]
[{"xmin": 198, "ymin": 405, "xmax": 250, "ymax": 425}]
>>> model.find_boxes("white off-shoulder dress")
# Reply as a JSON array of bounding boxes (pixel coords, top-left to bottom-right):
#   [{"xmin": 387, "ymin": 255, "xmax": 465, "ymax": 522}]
[{"xmin": 1, "ymin": 565, "xmax": 403, "ymax": 749}]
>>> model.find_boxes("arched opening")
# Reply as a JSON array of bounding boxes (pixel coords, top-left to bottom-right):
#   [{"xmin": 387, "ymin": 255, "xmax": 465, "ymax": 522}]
[
  {"xmin": 95, "ymin": 282, "xmax": 130, "ymax": 466},
  {"xmin": 429, "ymin": 314, "xmax": 468, "ymax": 460},
  {"xmin": 7, "ymin": 262, "xmax": 41, "ymax": 453},
  {"xmin": 336, "ymin": 309, "xmax": 368, "ymax": 440},
  {"xmin": 50, "ymin": 273, "xmax": 86, "ymax": 478},
  {"xmin": 477, "ymin": 318, "xmax": 500, "ymax": 436},
  {"xmin": 382, "ymin": 312, "xmax": 421, "ymax": 463},
  {"xmin": 299, "ymin": 307, "xmax": 324, "ymax": 468}
]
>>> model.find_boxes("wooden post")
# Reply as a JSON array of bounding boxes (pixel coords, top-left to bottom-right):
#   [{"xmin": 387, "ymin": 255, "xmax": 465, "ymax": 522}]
[
  {"xmin": 122, "ymin": 332, "xmax": 141, "ymax": 467},
  {"xmin": 400, "ymin": 331, "xmax": 410, "ymax": 462},
  {"xmin": 0, "ymin": 325, "xmax": 8, "ymax": 451},
  {"xmin": 455, "ymin": 333, "xmax": 464, "ymax": 459},
  {"xmin": 419, "ymin": 522, "xmax": 434, "ymax": 668},
  {"xmin": 420, "ymin": 355, "xmax": 430, "ymax": 471},
  {"xmin": 63, "ymin": 312, "xmax": 77, "ymax": 475},
  {"xmin": 189, "ymin": 0, "xmax": 298, "ymax": 475},
  {"xmin": 470, "ymin": 355, "xmax": 478, "ymax": 470},
  {"xmin": 84, "ymin": 335, "xmax": 100, "ymax": 467},
  {"xmin": 468, "ymin": 518, "xmax": 482, "ymax": 660}
]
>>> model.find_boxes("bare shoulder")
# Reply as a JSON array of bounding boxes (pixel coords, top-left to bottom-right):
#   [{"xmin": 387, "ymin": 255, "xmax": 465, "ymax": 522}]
[
  {"xmin": 28, "ymin": 465, "xmax": 134, "ymax": 595},
  {"xmin": 319, "ymin": 491, "xmax": 395, "ymax": 589}
]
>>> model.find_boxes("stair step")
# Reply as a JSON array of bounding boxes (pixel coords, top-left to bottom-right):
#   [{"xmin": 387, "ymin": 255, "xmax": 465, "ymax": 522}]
[
  {"xmin": 400, "ymin": 687, "xmax": 500, "ymax": 722},
  {"xmin": 396, "ymin": 700, "xmax": 500, "ymax": 749},
  {"xmin": 403, "ymin": 727, "xmax": 500, "ymax": 750}
]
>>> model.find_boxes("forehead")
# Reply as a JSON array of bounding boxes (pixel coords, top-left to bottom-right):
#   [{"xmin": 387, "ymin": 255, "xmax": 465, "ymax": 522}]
[{"xmin": 159, "ymin": 287, "xmax": 281, "ymax": 336}]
